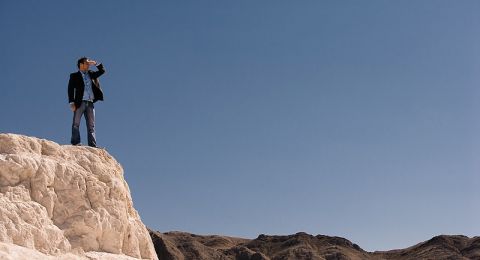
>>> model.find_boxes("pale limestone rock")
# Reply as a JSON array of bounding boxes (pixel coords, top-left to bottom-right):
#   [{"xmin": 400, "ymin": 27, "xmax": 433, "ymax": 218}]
[
  {"xmin": 0, "ymin": 242, "xmax": 146, "ymax": 260},
  {"xmin": 0, "ymin": 133, "xmax": 158, "ymax": 260}
]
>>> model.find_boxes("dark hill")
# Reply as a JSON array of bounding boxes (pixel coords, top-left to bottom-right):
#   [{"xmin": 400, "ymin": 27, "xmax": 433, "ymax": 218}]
[{"xmin": 149, "ymin": 229, "xmax": 479, "ymax": 259}]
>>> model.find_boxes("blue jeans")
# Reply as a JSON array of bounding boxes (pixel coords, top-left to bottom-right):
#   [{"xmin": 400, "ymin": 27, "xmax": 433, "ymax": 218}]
[{"xmin": 71, "ymin": 101, "xmax": 96, "ymax": 147}]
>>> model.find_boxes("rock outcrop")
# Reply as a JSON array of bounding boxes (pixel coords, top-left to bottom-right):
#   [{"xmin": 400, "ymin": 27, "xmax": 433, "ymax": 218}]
[
  {"xmin": 149, "ymin": 230, "xmax": 480, "ymax": 260},
  {"xmin": 0, "ymin": 133, "xmax": 157, "ymax": 259}
]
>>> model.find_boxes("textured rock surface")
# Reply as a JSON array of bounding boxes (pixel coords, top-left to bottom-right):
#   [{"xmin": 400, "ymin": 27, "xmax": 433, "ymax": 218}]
[
  {"xmin": 0, "ymin": 242, "xmax": 144, "ymax": 260},
  {"xmin": 150, "ymin": 230, "xmax": 480, "ymax": 260},
  {"xmin": 0, "ymin": 133, "xmax": 157, "ymax": 259}
]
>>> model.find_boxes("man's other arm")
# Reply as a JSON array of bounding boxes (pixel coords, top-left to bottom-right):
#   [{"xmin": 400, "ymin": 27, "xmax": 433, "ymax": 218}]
[
  {"xmin": 68, "ymin": 74, "xmax": 75, "ymax": 103},
  {"xmin": 68, "ymin": 74, "xmax": 76, "ymax": 111}
]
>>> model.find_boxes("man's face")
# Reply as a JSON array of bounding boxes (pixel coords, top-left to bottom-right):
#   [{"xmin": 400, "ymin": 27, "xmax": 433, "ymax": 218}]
[{"xmin": 79, "ymin": 61, "xmax": 89, "ymax": 71}]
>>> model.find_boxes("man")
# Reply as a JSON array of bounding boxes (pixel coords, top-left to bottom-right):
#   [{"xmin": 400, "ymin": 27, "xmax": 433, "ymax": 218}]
[{"xmin": 68, "ymin": 57, "xmax": 106, "ymax": 147}]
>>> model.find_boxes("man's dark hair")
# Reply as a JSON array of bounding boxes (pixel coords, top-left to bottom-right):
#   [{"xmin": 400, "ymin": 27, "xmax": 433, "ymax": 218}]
[{"xmin": 77, "ymin": 57, "xmax": 88, "ymax": 69}]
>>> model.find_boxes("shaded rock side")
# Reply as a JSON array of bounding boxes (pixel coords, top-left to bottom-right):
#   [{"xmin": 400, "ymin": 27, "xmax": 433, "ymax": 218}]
[{"xmin": 0, "ymin": 133, "xmax": 157, "ymax": 259}]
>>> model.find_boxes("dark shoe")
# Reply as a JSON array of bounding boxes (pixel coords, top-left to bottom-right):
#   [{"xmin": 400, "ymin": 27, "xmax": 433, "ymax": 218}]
[{"xmin": 72, "ymin": 143, "xmax": 82, "ymax": 146}]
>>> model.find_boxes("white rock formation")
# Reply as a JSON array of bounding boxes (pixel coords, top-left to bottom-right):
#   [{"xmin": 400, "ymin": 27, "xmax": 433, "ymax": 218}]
[
  {"xmin": 0, "ymin": 133, "xmax": 158, "ymax": 259},
  {"xmin": 0, "ymin": 242, "xmax": 144, "ymax": 260}
]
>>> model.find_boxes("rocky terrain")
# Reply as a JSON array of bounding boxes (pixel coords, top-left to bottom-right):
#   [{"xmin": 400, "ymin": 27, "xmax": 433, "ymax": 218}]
[
  {"xmin": 1, "ymin": 133, "xmax": 478, "ymax": 260},
  {"xmin": 149, "ymin": 230, "xmax": 480, "ymax": 259},
  {"xmin": 0, "ymin": 133, "xmax": 157, "ymax": 259}
]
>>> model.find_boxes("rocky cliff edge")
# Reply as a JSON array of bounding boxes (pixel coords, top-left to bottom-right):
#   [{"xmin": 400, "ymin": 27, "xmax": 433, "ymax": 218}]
[{"xmin": 0, "ymin": 133, "xmax": 157, "ymax": 260}]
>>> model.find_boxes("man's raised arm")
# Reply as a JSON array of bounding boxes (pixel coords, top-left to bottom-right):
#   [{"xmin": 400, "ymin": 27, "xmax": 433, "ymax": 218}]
[{"xmin": 90, "ymin": 61, "xmax": 105, "ymax": 79}]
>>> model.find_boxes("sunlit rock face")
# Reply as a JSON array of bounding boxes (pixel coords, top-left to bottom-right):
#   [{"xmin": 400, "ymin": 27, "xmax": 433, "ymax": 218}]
[{"xmin": 0, "ymin": 133, "xmax": 158, "ymax": 260}]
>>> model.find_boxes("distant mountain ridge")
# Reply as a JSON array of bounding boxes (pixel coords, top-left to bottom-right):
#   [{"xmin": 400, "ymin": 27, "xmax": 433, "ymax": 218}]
[{"xmin": 149, "ymin": 230, "xmax": 480, "ymax": 260}]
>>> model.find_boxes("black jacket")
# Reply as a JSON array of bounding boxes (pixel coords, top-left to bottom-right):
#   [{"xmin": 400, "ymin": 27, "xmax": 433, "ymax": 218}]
[{"xmin": 68, "ymin": 64, "xmax": 106, "ymax": 108}]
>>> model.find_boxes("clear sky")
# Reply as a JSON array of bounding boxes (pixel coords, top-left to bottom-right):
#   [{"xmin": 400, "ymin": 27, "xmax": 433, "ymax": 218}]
[{"xmin": 1, "ymin": 1, "xmax": 479, "ymax": 252}]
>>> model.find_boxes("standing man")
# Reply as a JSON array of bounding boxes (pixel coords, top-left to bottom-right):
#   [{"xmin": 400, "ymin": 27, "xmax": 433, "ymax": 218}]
[{"xmin": 68, "ymin": 57, "xmax": 106, "ymax": 147}]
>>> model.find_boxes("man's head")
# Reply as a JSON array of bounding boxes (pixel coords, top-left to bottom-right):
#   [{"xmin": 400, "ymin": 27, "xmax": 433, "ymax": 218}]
[{"xmin": 77, "ymin": 57, "xmax": 89, "ymax": 71}]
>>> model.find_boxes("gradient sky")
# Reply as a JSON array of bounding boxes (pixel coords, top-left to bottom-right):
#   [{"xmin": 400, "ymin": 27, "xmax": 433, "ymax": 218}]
[{"xmin": 1, "ymin": 1, "xmax": 479, "ymax": 252}]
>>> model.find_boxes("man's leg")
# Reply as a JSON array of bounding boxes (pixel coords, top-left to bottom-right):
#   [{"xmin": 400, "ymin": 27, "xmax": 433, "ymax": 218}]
[
  {"xmin": 71, "ymin": 102, "xmax": 85, "ymax": 145},
  {"xmin": 85, "ymin": 102, "xmax": 97, "ymax": 147}
]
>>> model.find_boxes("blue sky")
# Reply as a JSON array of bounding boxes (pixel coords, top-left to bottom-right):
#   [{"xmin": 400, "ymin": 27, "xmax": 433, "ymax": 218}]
[{"xmin": 1, "ymin": 1, "xmax": 479, "ymax": 251}]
